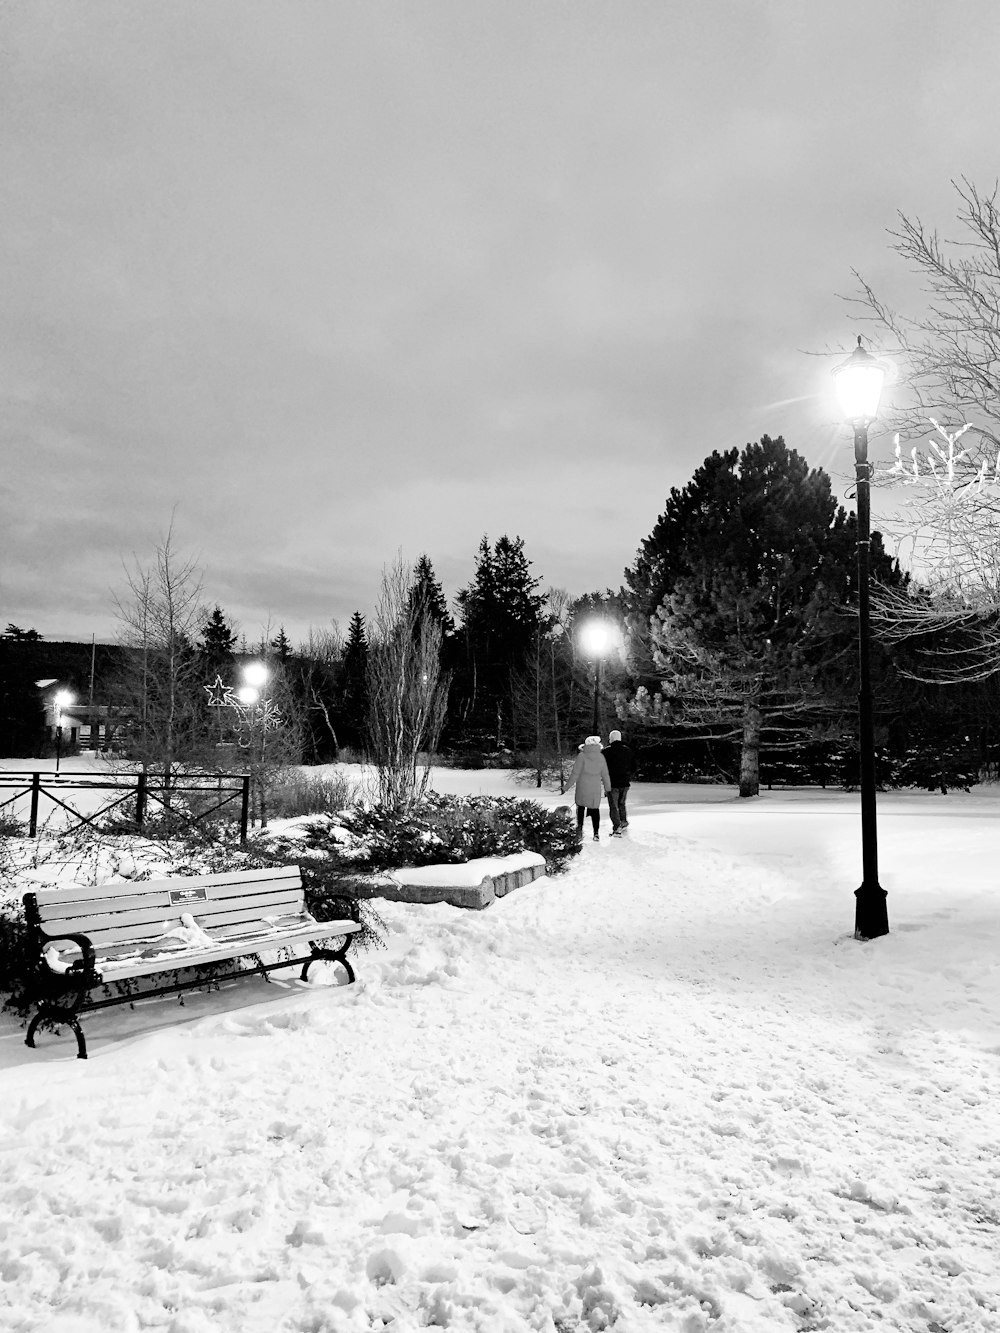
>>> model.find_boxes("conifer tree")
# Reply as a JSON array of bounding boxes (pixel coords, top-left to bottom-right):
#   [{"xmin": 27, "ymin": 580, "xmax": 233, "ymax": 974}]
[
  {"xmin": 453, "ymin": 535, "xmax": 544, "ymax": 752},
  {"xmin": 340, "ymin": 611, "xmax": 369, "ymax": 752},
  {"xmin": 198, "ymin": 606, "xmax": 238, "ymax": 678},
  {"xmin": 270, "ymin": 626, "xmax": 293, "ymax": 662},
  {"xmin": 408, "ymin": 555, "xmax": 455, "ymax": 638},
  {"xmin": 626, "ymin": 435, "xmax": 902, "ymax": 796}
]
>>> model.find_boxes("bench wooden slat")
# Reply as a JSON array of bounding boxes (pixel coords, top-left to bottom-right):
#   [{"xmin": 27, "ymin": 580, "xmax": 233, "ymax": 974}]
[
  {"xmin": 36, "ymin": 890, "xmax": 175, "ymax": 921},
  {"xmin": 38, "ymin": 890, "xmax": 306, "ymax": 939},
  {"xmin": 34, "ymin": 880, "xmax": 305, "ymax": 924},
  {"xmin": 32, "ymin": 866, "xmax": 302, "ymax": 909}
]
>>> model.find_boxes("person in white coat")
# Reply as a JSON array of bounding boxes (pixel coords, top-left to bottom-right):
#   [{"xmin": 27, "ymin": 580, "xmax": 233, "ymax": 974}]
[{"xmin": 570, "ymin": 735, "xmax": 612, "ymax": 841}]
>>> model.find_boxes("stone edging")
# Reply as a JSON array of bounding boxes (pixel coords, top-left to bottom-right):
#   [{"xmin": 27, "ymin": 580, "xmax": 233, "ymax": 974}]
[{"xmin": 358, "ymin": 852, "xmax": 547, "ymax": 910}]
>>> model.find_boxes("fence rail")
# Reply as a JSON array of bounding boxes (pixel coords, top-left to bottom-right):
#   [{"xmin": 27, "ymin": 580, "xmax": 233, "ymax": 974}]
[{"xmin": 0, "ymin": 771, "xmax": 251, "ymax": 844}]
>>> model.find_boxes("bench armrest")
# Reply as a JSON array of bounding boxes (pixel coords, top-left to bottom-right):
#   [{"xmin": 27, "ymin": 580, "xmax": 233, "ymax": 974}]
[{"xmin": 37, "ymin": 930, "xmax": 98, "ymax": 974}]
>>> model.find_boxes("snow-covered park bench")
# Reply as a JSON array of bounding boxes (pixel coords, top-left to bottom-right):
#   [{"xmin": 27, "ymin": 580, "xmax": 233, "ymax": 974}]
[{"xmin": 22, "ymin": 865, "xmax": 361, "ymax": 1059}]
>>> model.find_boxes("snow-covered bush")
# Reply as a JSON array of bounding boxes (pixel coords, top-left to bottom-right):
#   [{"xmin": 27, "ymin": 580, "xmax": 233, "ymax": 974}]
[{"xmin": 305, "ymin": 792, "xmax": 581, "ymax": 874}]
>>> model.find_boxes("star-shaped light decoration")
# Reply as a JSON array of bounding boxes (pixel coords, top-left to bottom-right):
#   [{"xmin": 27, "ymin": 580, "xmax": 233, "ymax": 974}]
[{"xmin": 204, "ymin": 676, "xmax": 236, "ymax": 707}]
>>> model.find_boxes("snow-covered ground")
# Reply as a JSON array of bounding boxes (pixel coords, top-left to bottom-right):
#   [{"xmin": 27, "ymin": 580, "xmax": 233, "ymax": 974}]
[{"xmin": 2, "ymin": 765, "xmax": 999, "ymax": 1332}]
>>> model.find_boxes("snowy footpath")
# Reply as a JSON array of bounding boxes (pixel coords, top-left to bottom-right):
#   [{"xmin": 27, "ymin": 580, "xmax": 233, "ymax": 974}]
[{"xmin": 2, "ymin": 782, "xmax": 1000, "ymax": 1332}]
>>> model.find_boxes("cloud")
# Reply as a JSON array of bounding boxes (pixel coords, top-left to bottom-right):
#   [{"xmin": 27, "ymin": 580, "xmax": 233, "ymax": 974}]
[{"xmin": 5, "ymin": 0, "xmax": 1000, "ymax": 644}]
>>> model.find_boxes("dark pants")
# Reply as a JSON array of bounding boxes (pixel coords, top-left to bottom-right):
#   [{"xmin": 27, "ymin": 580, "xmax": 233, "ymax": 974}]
[
  {"xmin": 608, "ymin": 786, "xmax": 629, "ymax": 829},
  {"xmin": 576, "ymin": 805, "xmax": 600, "ymax": 836}
]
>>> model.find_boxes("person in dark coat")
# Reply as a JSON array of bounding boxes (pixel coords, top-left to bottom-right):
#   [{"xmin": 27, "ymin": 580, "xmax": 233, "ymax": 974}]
[
  {"xmin": 603, "ymin": 729, "xmax": 635, "ymax": 835},
  {"xmin": 569, "ymin": 735, "xmax": 611, "ymax": 840}
]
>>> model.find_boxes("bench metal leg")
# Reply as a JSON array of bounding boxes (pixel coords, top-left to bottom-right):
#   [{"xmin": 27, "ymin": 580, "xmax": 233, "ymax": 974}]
[
  {"xmin": 25, "ymin": 1006, "xmax": 89, "ymax": 1059},
  {"xmin": 301, "ymin": 937, "xmax": 356, "ymax": 985}
]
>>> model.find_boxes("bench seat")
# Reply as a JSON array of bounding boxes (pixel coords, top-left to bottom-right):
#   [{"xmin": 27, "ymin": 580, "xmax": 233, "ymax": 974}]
[{"xmin": 91, "ymin": 916, "xmax": 362, "ymax": 984}]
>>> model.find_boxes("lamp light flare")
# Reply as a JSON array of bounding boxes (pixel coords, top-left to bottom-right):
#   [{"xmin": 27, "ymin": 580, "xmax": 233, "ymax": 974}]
[
  {"xmin": 581, "ymin": 621, "xmax": 611, "ymax": 656},
  {"xmin": 242, "ymin": 661, "xmax": 269, "ymax": 689},
  {"xmin": 833, "ymin": 337, "xmax": 886, "ymax": 423},
  {"xmin": 236, "ymin": 686, "xmax": 260, "ymax": 706},
  {"xmin": 53, "ymin": 689, "xmax": 74, "ymax": 775}
]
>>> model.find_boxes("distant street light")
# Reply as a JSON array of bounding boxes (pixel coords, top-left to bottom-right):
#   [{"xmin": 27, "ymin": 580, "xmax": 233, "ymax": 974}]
[
  {"xmin": 53, "ymin": 689, "xmax": 74, "ymax": 774},
  {"xmin": 241, "ymin": 661, "xmax": 272, "ymax": 828},
  {"xmin": 580, "ymin": 620, "xmax": 612, "ymax": 734},
  {"xmin": 833, "ymin": 336, "xmax": 889, "ymax": 941},
  {"xmin": 242, "ymin": 661, "xmax": 268, "ymax": 690}
]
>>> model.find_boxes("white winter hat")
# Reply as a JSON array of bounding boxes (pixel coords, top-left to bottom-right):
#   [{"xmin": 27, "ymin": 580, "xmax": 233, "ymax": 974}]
[
  {"xmin": 609, "ymin": 729, "xmax": 622, "ymax": 742},
  {"xmin": 584, "ymin": 735, "xmax": 602, "ymax": 747}
]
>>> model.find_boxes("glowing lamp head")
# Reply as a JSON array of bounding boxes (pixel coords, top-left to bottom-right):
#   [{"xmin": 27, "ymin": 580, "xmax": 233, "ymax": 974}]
[
  {"xmin": 54, "ymin": 689, "xmax": 74, "ymax": 715},
  {"xmin": 581, "ymin": 620, "xmax": 611, "ymax": 657},
  {"xmin": 236, "ymin": 685, "xmax": 260, "ymax": 706},
  {"xmin": 833, "ymin": 337, "xmax": 886, "ymax": 424},
  {"xmin": 242, "ymin": 661, "xmax": 268, "ymax": 689}
]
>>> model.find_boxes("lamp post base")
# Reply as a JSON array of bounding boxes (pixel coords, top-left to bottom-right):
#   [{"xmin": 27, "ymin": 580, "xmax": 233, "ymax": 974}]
[{"xmin": 854, "ymin": 883, "xmax": 889, "ymax": 941}]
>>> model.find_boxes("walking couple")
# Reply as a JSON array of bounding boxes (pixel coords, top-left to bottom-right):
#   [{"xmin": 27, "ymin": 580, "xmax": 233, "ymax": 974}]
[{"xmin": 570, "ymin": 730, "xmax": 635, "ymax": 842}]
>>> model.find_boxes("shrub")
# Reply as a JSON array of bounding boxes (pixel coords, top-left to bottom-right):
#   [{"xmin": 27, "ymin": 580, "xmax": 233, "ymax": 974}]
[
  {"xmin": 266, "ymin": 769, "xmax": 357, "ymax": 819},
  {"xmin": 1, "ymin": 899, "xmax": 34, "ymax": 1018},
  {"xmin": 306, "ymin": 792, "xmax": 580, "ymax": 875}
]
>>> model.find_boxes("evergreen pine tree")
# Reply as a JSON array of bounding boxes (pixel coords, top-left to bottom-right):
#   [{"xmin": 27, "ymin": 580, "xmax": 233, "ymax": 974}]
[
  {"xmin": 626, "ymin": 435, "xmax": 903, "ymax": 795},
  {"xmin": 270, "ymin": 626, "xmax": 293, "ymax": 662},
  {"xmin": 408, "ymin": 555, "xmax": 455, "ymax": 638},
  {"xmin": 198, "ymin": 606, "xmax": 238, "ymax": 679},
  {"xmin": 453, "ymin": 535, "xmax": 544, "ymax": 752},
  {"xmin": 340, "ymin": 611, "xmax": 369, "ymax": 751}
]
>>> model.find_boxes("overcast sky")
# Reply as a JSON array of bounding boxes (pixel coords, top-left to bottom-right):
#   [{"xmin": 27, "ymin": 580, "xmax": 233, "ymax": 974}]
[{"xmin": 3, "ymin": 0, "xmax": 999, "ymax": 647}]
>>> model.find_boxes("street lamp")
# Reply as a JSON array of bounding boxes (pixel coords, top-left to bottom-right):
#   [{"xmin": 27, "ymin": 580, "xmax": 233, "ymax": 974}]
[
  {"xmin": 53, "ymin": 689, "xmax": 74, "ymax": 774},
  {"xmin": 580, "ymin": 620, "xmax": 611, "ymax": 734},
  {"xmin": 242, "ymin": 661, "xmax": 268, "ymax": 691},
  {"xmin": 241, "ymin": 661, "xmax": 269, "ymax": 828},
  {"xmin": 833, "ymin": 336, "xmax": 889, "ymax": 941}
]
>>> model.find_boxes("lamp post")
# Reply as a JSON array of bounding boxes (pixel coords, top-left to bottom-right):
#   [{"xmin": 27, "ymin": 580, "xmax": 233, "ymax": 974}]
[
  {"xmin": 833, "ymin": 337, "xmax": 889, "ymax": 941},
  {"xmin": 581, "ymin": 621, "xmax": 611, "ymax": 734},
  {"xmin": 53, "ymin": 689, "xmax": 74, "ymax": 774},
  {"xmin": 241, "ymin": 661, "xmax": 270, "ymax": 828}
]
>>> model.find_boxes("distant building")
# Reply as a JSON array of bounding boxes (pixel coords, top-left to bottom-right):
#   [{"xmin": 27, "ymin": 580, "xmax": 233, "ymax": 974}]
[{"xmin": 0, "ymin": 638, "xmax": 123, "ymax": 758}]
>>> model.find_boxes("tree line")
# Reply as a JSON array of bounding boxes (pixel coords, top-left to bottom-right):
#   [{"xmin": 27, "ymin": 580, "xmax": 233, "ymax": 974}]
[{"xmin": 6, "ymin": 431, "xmax": 999, "ymax": 799}]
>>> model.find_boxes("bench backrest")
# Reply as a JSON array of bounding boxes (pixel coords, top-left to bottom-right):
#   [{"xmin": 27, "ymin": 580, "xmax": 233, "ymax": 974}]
[{"xmin": 25, "ymin": 866, "xmax": 305, "ymax": 953}]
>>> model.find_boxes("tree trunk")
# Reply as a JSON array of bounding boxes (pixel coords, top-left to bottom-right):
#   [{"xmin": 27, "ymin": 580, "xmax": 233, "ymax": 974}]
[{"xmin": 739, "ymin": 700, "xmax": 762, "ymax": 797}]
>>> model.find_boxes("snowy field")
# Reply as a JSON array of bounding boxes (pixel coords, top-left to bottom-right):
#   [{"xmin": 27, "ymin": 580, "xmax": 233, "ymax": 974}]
[{"xmin": 2, "ymin": 763, "xmax": 999, "ymax": 1332}]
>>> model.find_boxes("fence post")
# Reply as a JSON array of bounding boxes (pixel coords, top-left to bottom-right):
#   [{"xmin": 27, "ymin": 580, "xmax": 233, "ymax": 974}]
[
  {"xmin": 239, "ymin": 775, "xmax": 250, "ymax": 846},
  {"xmin": 136, "ymin": 770, "xmax": 147, "ymax": 832},
  {"xmin": 29, "ymin": 772, "xmax": 40, "ymax": 838}
]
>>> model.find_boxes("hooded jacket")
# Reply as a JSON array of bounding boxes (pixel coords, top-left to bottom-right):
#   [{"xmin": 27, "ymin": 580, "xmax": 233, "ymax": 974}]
[{"xmin": 570, "ymin": 739, "xmax": 611, "ymax": 809}]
